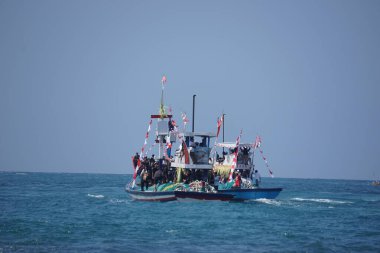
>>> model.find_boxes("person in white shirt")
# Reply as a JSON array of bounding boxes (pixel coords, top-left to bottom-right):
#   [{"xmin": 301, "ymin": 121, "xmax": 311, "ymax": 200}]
[{"xmin": 253, "ymin": 170, "xmax": 261, "ymax": 187}]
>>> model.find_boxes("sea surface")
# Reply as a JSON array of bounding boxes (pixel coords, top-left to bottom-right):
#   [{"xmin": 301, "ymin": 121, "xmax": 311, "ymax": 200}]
[{"xmin": 1, "ymin": 172, "xmax": 380, "ymax": 253}]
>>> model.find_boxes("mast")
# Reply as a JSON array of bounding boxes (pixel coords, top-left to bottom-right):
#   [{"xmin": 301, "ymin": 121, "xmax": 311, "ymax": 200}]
[
  {"xmin": 158, "ymin": 75, "xmax": 168, "ymax": 158},
  {"xmin": 192, "ymin": 94, "xmax": 196, "ymax": 132},
  {"xmin": 159, "ymin": 79, "xmax": 165, "ymax": 158},
  {"xmin": 222, "ymin": 113, "xmax": 225, "ymax": 155}
]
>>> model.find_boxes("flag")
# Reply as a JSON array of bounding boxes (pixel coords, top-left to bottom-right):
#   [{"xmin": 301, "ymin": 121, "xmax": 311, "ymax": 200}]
[
  {"xmin": 182, "ymin": 140, "xmax": 190, "ymax": 164},
  {"xmin": 254, "ymin": 136, "xmax": 261, "ymax": 149},
  {"xmin": 229, "ymin": 130, "xmax": 242, "ymax": 181},
  {"xmin": 181, "ymin": 112, "xmax": 189, "ymax": 128},
  {"xmin": 161, "ymin": 75, "xmax": 167, "ymax": 89},
  {"xmin": 216, "ymin": 115, "xmax": 223, "ymax": 138},
  {"xmin": 132, "ymin": 156, "xmax": 137, "ymax": 179}
]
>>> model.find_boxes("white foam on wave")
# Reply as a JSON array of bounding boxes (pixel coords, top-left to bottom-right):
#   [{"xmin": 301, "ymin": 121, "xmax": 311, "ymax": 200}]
[
  {"xmin": 165, "ymin": 230, "xmax": 178, "ymax": 234},
  {"xmin": 254, "ymin": 198, "xmax": 281, "ymax": 206},
  {"xmin": 87, "ymin": 194, "xmax": 105, "ymax": 199},
  {"xmin": 291, "ymin": 197, "xmax": 352, "ymax": 204},
  {"xmin": 109, "ymin": 198, "xmax": 129, "ymax": 204}
]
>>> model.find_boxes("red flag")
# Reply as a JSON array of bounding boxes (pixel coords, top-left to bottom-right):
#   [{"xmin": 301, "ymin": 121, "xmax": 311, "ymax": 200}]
[
  {"xmin": 229, "ymin": 130, "xmax": 242, "ymax": 181},
  {"xmin": 254, "ymin": 136, "xmax": 261, "ymax": 149},
  {"xmin": 181, "ymin": 112, "xmax": 189, "ymax": 126},
  {"xmin": 182, "ymin": 140, "xmax": 190, "ymax": 164},
  {"xmin": 161, "ymin": 75, "xmax": 167, "ymax": 84},
  {"xmin": 132, "ymin": 156, "xmax": 137, "ymax": 179},
  {"xmin": 216, "ymin": 116, "xmax": 223, "ymax": 138}
]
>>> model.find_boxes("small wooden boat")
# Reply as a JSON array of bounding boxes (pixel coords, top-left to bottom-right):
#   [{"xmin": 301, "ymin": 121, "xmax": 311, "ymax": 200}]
[{"xmin": 125, "ymin": 188, "xmax": 177, "ymax": 202}]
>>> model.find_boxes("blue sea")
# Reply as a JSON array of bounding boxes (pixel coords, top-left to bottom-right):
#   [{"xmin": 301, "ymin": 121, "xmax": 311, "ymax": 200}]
[{"xmin": 1, "ymin": 172, "xmax": 380, "ymax": 253}]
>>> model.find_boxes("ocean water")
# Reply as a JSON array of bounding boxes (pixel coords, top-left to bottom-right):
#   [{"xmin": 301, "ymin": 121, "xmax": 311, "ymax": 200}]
[{"xmin": 1, "ymin": 172, "xmax": 380, "ymax": 253}]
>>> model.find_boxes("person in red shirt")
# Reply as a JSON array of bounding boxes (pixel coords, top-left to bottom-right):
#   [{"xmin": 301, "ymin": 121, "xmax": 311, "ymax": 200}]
[{"xmin": 234, "ymin": 173, "xmax": 241, "ymax": 188}]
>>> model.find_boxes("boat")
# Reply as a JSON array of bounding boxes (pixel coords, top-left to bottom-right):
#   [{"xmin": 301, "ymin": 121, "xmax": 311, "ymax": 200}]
[
  {"xmin": 212, "ymin": 141, "xmax": 283, "ymax": 200},
  {"xmin": 124, "ymin": 111, "xmax": 182, "ymax": 202},
  {"xmin": 125, "ymin": 76, "xmax": 282, "ymax": 202},
  {"xmin": 125, "ymin": 130, "xmax": 219, "ymax": 201},
  {"xmin": 372, "ymin": 180, "xmax": 380, "ymax": 186},
  {"xmin": 125, "ymin": 78, "xmax": 219, "ymax": 201}
]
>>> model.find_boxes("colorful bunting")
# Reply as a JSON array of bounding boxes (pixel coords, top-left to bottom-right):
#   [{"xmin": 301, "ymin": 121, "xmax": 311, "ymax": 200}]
[
  {"xmin": 181, "ymin": 112, "xmax": 189, "ymax": 130},
  {"xmin": 229, "ymin": 130, "xmax": 242, "ymax": 181},
  {"xmin": 132, "ymin": 119, "xmax": 153, "ymax": 187},
  {"xmin": 255, "ymin": 136, "xmax": 274, "ymax": 178}
]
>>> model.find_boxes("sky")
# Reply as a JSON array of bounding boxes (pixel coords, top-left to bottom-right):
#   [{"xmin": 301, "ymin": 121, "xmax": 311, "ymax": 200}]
[{"xmin": 0, "ymin": 0, "xmax": 379, "ymax": 180}]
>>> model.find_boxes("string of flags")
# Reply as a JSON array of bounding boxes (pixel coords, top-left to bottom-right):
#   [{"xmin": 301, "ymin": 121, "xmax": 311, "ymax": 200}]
[
  {"xmin": 140, "ymin": 119, "xmax": 153, "ymax": 158},
  {"xmin": 259, "ymin": 148, "xmax": 274, "ymax": 177},
  {"xmin": 144, "ymin": 141, "xmax": 157, "ymax": 157},
  {"xmin": 254, "ymin": 136, "xmax": 274, "ymax": 178},
  {"xmin": 132, "ymin": 119, "xmax": 153, "ymax": 185},
  {"xmin": 181, "ymin": 112, "xmax": 189, "ymax": 131}
]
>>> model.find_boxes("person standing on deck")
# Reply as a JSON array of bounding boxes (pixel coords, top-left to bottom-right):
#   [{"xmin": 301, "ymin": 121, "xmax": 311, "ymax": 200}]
[
  {"xmin": 241, "ymin": 146, "xmax": 251, "ymax": 165},
  {"xmin": 253, "ymin": 170, "xmax": 261, "ymax": 187},
  {"xmin": 149, "ymin": 154, "xmax": 155, "ymax": 168},
  {"xmin": 234, "ymin": 173, "xmax": 241, "ymax": 188},
  {"xmin": 153, "ymin": 169, "xmax": 163, "ymax": 191},
  {"xmin": 133, "ymin": 152, "xmax": 140, "ymax": 168},
  {"xmin": 140, "ymin": 166, "xmax": 148, "ymax": 191}
]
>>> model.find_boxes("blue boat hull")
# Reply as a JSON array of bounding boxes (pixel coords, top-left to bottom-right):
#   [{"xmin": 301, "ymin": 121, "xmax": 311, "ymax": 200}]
[
  {"xmin": 219, "ymin": 188, "xmax": 282, "ymax": 200},
  {"xmin": 175, "ymin": 191, "xmax": 234, "ymax": 201}
]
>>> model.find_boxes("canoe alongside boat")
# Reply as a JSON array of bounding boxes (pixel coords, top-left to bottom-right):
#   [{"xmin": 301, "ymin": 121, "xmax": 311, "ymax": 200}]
[
  {"xmin": 126, "ymin": 188, "xmax": 176, "ymax": 202},
  {"xmin": 219, "ymin": 187, "xmax": 282, "ymax": 200}
]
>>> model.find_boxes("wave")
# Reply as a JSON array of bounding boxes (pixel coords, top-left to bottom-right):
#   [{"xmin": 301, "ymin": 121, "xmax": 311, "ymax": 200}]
[
  {"xmin": 87, "ymin": 194, "xmax": 105, "ymax": 199},
  {"xmin": 109, "ymin": 198, "xmax": 129, "ymax": 204},
  {"xmin": 291, "ymin": 197, "xmax": 352, "ymax": 204},
  {"xmin": 165, "ymin": 230, "xmax": 178, "ymax": 234},
  {"xmin": 253, "ymin": 198, "xmax": 281, "ymax": 206}
]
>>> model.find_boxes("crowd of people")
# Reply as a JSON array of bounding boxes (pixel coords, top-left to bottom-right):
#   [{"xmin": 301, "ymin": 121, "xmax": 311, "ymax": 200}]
[
  {"xmin": 134, "ymin": 152, "xmax": 262, "ymax": 192},
  {"xmin": 215, "ymin": 146, "xmax": 252, "ymax": 165},
  {"xmin": 134, "ymin": 153, "xmax": 176, "ymax": 191}
]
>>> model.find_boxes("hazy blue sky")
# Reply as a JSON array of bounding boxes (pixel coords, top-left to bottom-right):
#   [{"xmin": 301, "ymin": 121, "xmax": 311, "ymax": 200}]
[{"xmin": 1, "ymin": 0, "xmax": 379, "ymax": 179}]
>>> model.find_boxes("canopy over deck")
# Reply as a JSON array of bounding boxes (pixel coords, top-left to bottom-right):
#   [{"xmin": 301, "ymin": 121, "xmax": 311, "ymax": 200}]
[
  {"xmin": 182, "ymin": 132, "xmax": 217, "ymax": 138},
  {"xmin": 216, "ymin": 142, "xmax": 254, "ymax": 148}
]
